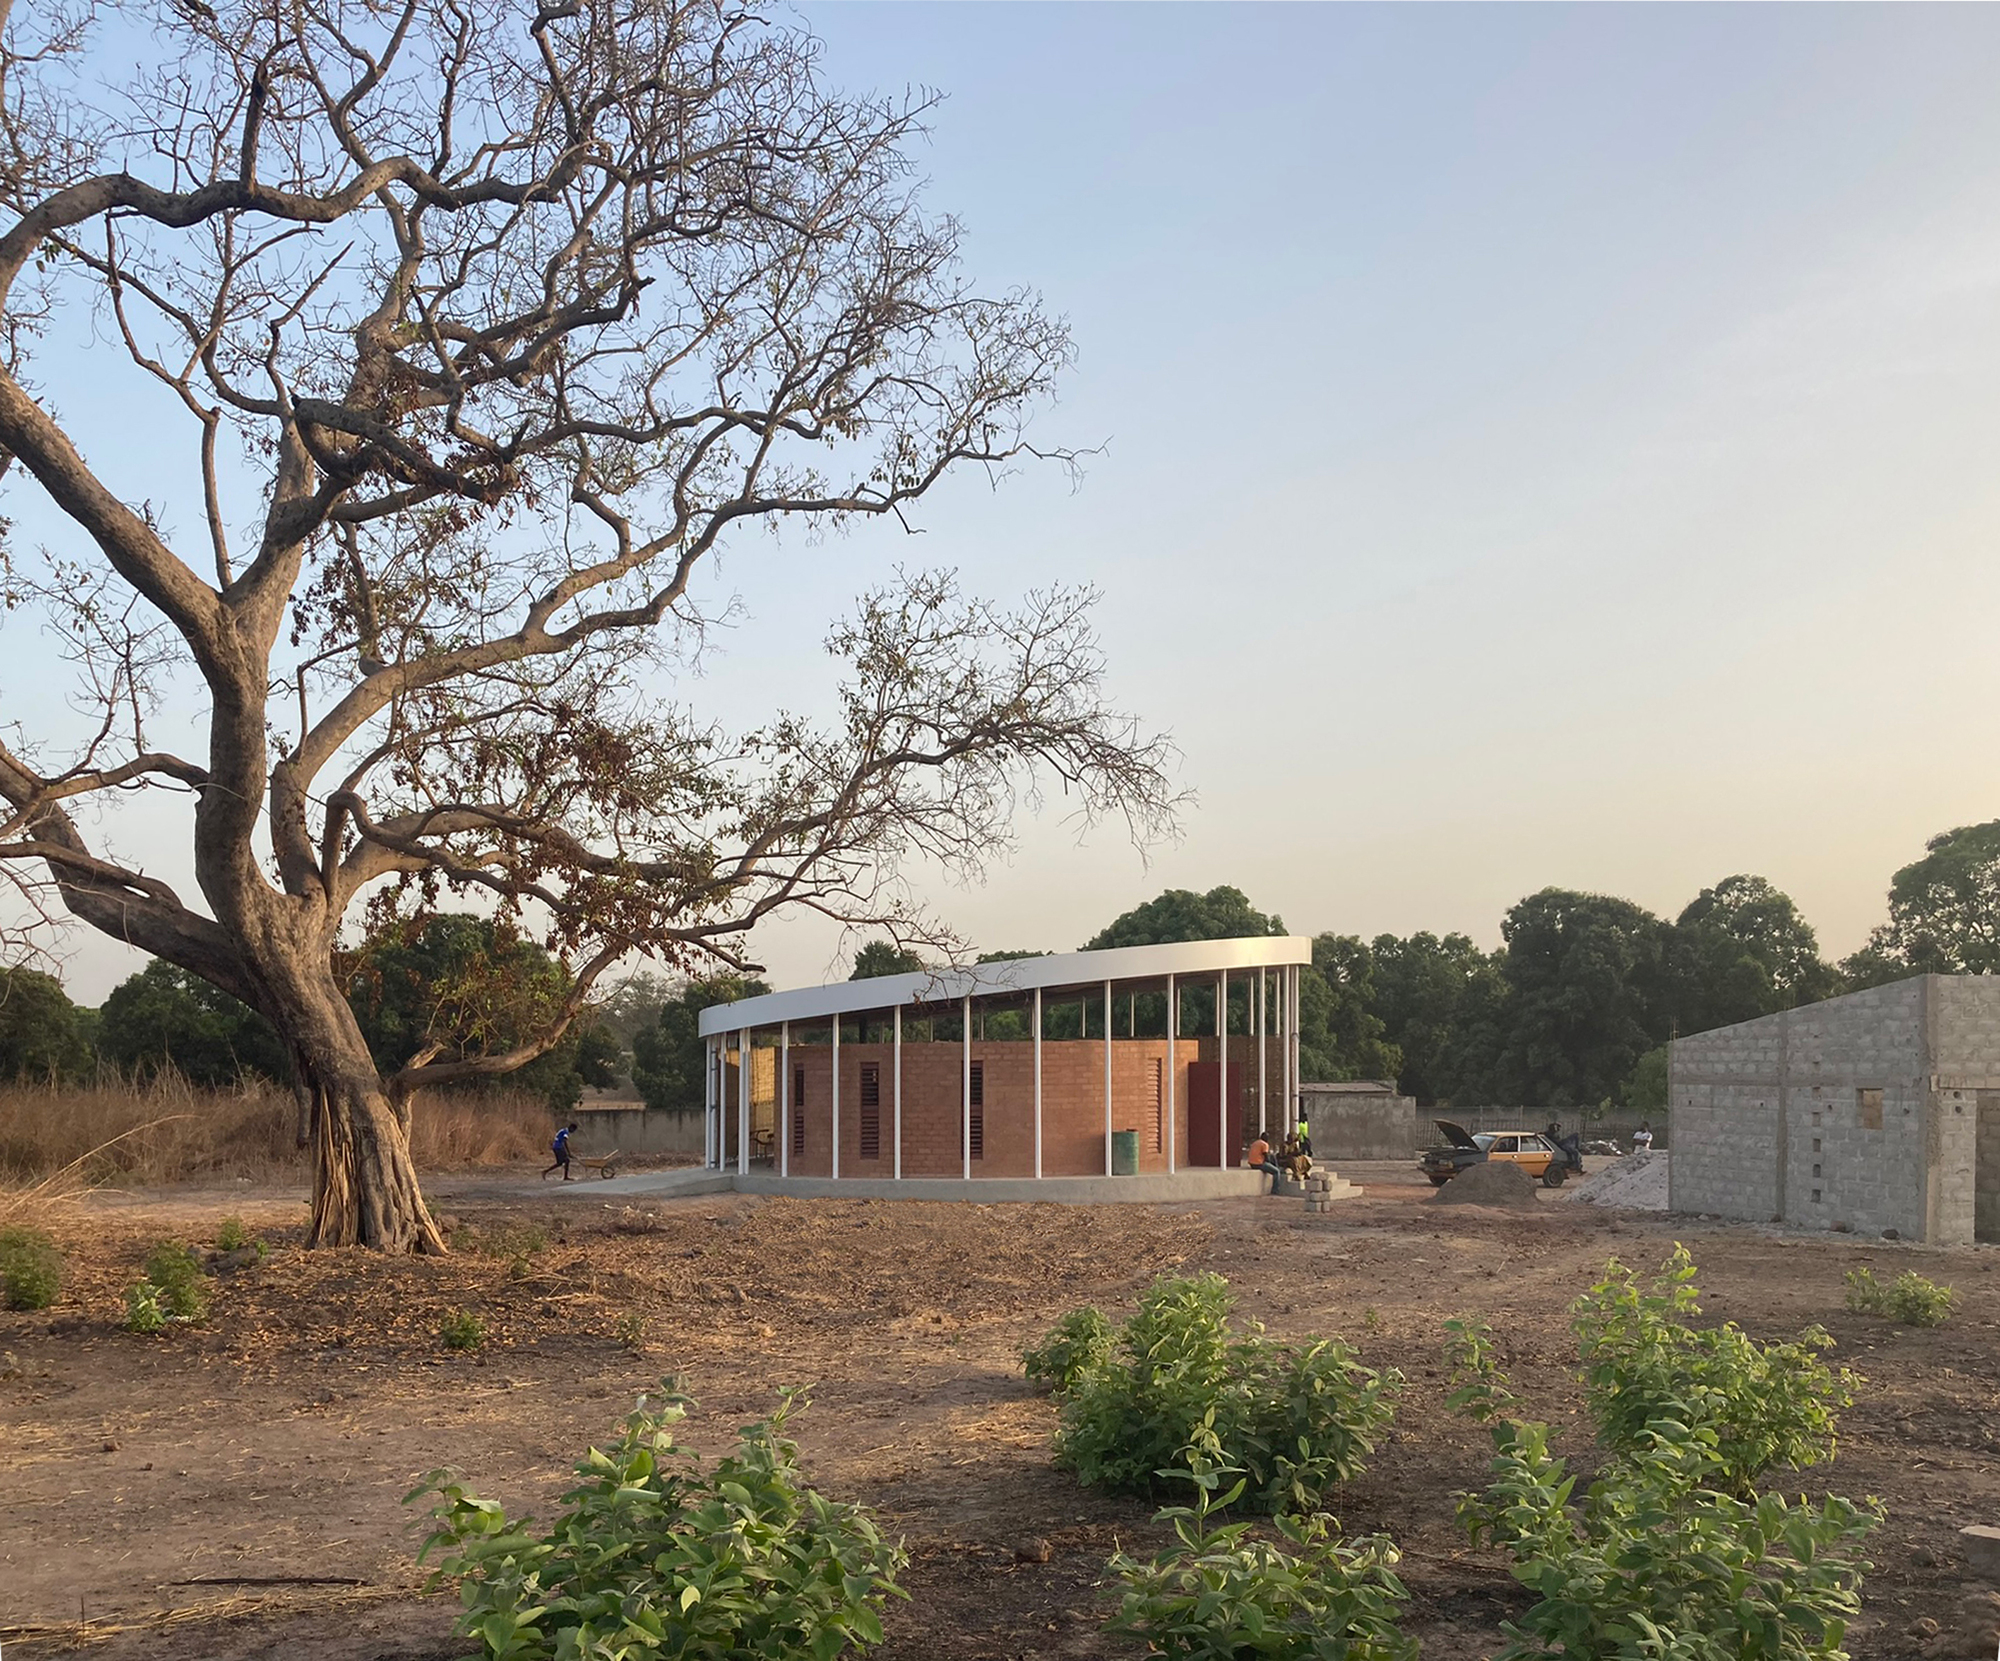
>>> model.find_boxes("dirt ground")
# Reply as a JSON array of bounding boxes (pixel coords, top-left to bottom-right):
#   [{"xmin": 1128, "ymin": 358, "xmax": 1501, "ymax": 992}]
[{"xmin": 4, "ymin": 1162, "xmax": 1998, "ymax": 1660}]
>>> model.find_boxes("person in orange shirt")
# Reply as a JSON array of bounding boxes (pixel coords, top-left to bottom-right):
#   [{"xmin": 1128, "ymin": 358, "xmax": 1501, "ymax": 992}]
[{"xmin": 1245, "ymin": 1134, "xmax": 1273, "ymax": 1173}]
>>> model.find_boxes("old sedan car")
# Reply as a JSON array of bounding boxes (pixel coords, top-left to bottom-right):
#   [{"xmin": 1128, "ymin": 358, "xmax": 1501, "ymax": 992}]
[{"xmin": 1418, "ymin": 1121, "xmax": 1580, "ymax": 1188}]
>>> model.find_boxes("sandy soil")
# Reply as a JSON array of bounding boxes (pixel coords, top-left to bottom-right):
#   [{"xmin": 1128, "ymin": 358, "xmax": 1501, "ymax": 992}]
[{"xmin": 3, "ymin": 1161, "xmax": 1997, "ymax": 1660}]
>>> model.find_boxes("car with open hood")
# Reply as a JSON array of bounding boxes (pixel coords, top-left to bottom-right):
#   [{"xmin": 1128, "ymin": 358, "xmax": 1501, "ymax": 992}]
[{"xmin": 1418, "ymin": 1121, "xmax": 1579, "ymax": 1188}]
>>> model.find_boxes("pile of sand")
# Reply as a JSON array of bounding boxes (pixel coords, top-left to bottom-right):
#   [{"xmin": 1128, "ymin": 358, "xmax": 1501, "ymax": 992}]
[
  {"xmin": 1567, "ymin": 1151, "xmax": 1669, "ymax": 1211},
  {"xmin": 1429, "ymin": 1159, "xmax": 1539, "ymax": 1209}
]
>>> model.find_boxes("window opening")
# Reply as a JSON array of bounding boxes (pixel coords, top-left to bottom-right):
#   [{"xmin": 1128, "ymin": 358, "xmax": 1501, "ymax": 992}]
[
  {"xmin": 859, "ymin": 1064, "xmax": 881, "ymax": 1160},
  {"xmin": 968, "ymin": 1061, "xmax": 985, "ymax": 1160}
]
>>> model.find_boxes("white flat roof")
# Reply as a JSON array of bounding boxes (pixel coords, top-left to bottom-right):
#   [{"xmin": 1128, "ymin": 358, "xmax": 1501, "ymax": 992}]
[{"xmin": 697, "ymin": 935, "xmax": 1313, "ymax": 1037}]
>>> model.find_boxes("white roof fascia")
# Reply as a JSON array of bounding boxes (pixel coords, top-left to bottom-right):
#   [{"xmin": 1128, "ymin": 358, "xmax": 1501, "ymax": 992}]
[{"xmin": 696, "ymin": 935, "xmax": 1314, "ymax": 1037}]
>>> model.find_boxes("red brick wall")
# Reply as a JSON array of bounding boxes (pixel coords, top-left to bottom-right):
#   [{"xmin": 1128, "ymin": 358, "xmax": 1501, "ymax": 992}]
[{"xmin": 765, "ymin": 1036, "xmax": 1261, "ymax": 1179}]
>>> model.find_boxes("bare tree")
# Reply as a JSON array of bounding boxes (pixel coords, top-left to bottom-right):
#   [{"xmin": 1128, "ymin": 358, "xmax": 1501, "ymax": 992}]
[{"xmin": 0, "ymin": 0, "xmax": 1177, "ymax": 1250}]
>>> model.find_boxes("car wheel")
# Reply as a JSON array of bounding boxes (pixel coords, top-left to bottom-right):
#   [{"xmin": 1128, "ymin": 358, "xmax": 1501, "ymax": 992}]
[
  {"xmin": 1427, "ymin": 1174, "xmax": 1450, "ymax": 1187},
  {"xmin": 1542, "ymin": 1164, "xmax": 1567, "ymax": 1188}
]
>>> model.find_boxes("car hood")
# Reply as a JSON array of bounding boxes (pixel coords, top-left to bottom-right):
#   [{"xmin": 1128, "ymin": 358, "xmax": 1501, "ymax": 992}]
[{"xmin": 1432, "ymin": 1119, "xmax": 1480, "ymax": 1149}]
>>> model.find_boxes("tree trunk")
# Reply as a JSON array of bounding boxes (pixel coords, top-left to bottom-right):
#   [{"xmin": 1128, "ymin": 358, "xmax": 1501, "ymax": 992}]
[
  {"xmin": 249, "ymin": 949, "xmax": 446, "ymax": 1254},
  {"xmin": 306, "ymin": 1066, "xmax": 446, "ymax": 1252}
]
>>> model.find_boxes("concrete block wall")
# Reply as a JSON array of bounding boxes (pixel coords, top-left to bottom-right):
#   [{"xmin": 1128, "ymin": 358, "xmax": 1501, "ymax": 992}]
[
  {"xmin": 1670, "ymin": 975, "xmax": 2000, "ymax": 1243},
  {"xmin": 1297, "ymin": 1084, "xmax": 1422, "ymax": 1160},
  {"xmin": 572, "ymin": 1104, "xmax": 703, "ymax": 1158}
]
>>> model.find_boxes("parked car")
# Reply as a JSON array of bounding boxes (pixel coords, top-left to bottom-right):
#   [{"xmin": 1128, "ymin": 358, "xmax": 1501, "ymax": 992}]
[{"xmin": 1418, "ymin": 1121, "xmax": 1582, "ymax": 1188}]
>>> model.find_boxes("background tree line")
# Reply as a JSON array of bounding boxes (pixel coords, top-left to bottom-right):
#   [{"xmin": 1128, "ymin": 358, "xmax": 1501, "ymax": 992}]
[
  {"xmin": 611, "ymin": 819, "xmax": 2000, "ymax": 1116},
  {"xmin": 8, "ymin": 818, "xmax": 1998, "ymax": 1117},
  {"xmin": 0, "ymin": 916, "xmax": 620, "ymax": 1111}
]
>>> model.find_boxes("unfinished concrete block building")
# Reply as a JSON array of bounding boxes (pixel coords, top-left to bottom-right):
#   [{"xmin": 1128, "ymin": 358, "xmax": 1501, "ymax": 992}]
[{"xmin": 1669, "ymin": 975, "xmax": 2000, "ymax": 1244}]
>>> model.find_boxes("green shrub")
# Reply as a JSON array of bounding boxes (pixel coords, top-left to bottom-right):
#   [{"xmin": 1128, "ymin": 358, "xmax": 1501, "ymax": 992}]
[
  {"xmin": 0, "ymin": 1226, "xmax": 62, "ymax": 1311},
  {"xmin": 409, "ymin": 1385, "xmax": 906, "ymax": 1661},
  {"xmin": 1572, "ymin": 1244, "xmax": 1854, "ymax": 1494},
  {"xmin": 441, "ymin": 1309, "xmax": 487, "ymax": 1352},
  {"xmin": 1108, "ymin": 1434, "xmax": 1416, "ymax": 1661},
  {"xmin": 1447, "ymin": 1252, "xmax": 1882, "ymax": 1661},
  {"xmin": 615, "ymin": 1312, "xmax": 646, "ymax": 1352},
  {"xmin": 1042, "ymin": 1273, "xmax": 1399, "ymax": 1515},
  {"xmin": 124, "ymin": 1279, "xmax": 167, "ymax": 1333},
  {"xmin": 1023, "ymin": 1305, "xmax": 1114, "ymax": 1393},
  {"xmin": 1458, "ymin": 1412, "xmax": 1879, "ymax": 1661},
  {"xmin": 130, "ymin": 1240, "xmax": 208, "ymax": 1323},
  {"xmin": 1843, "ymin": 1267, "xmax": 1955, "ymax": 1327},
  {"xmin": 214, "ymin": 1216, "xmax": 266, "ymax": 1255}
]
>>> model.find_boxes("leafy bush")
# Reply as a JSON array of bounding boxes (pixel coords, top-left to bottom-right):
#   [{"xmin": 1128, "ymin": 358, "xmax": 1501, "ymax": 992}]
[
  {"xmin": 441, "ymin": 1309, "xmax": 487, "ymax": 1352},
  {"xmin": 1572, "ymin": 1244, "xmax": 1854, "ymax": 1494},
  {"xmin": 1447, "ymin": 1251, "xmax": 1882, "ymax": 1661},
  {"xmin": 1108, "ymin": 1434, "xmax": 1416, "ymax": 1661},
  {"xmin": 0, "ymin": 1225, "xmax": 62, "ymax": 1310},
  {"xmin": 1040, "ymin": 1273, "xmax": 1399, "ymax": 1515},
  {"xmin": 213, "ymin": 1216, "xmax": 268, "ymax": 1255},
  {"xmin": 145, "ymin": 1241, "xmax": 209, "ymax": 1317},
  {"xmin": 1458, "ymin": 1411, "xmax": 1879, "ymax": 1661},
  {"xmin": 410, "ymin": 1385, "xmax": 906, "ymax": 1661},
  {"xmin": 1022, "ymin": 1305, "xmax": 1113, "ymax": 1393},
  {"xmin": 124, "ymin": 1239, "xmax": 208, "ymax": 1333},
  {"xmin": 124, "ymin": 1278, "xmax": 167, "ymax": 1333},
  {"xmin": 1843, "ymin": 1267, "xmax": 1955, "ymax": 1327}
]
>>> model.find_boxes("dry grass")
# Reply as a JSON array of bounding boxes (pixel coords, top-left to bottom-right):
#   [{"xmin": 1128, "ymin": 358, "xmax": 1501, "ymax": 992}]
[
  {"xmin": 0, "ymin": 1073, "xmax": 553, "ymax": 1192},
  {"xmin": 410, "ymin": 1095, "xmax": 554, "ymax": 1168}
]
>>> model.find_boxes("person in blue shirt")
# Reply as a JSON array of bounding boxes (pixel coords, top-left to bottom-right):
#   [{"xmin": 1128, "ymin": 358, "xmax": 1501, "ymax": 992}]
[{"xmin": 542, "ymin": 1122, "xmax": 580, "ymax": 1182}]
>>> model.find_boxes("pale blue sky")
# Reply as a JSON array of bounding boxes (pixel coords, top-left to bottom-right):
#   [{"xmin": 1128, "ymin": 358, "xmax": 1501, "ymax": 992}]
[{"xmin": 13, "ymin": 4, "xmax": 2000, "ymax": 998}]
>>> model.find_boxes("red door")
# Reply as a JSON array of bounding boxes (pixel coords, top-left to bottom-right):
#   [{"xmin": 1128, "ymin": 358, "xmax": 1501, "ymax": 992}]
[{"xmin": 1186, "ymin": 1062, "xmax": 1244, "ymax": 1168}]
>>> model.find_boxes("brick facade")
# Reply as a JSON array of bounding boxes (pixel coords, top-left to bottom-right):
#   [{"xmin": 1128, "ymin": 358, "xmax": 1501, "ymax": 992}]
[
  {"xmin": 1668, "ymin": 974, "xmax": 2000, "ymax": 1243},
  {"xmin": 746, "ymin": 1035, "xmax": 1282, "ymax": 1180}
]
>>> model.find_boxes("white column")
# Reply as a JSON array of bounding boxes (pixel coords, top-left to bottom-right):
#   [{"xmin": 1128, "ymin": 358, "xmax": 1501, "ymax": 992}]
[
  {"xmin": 737, "ymin": 1028, "xmax": 749, "ymax": 1176},
  {"xmin": 1103, "ymin": 979, "xmax": 1113, "ymax": 1176},
  {"xmin": 1166, "ymin": 973, "xmax": 1177, "ymax": 1176},
  {"xmin": 1281, "ymin": 966, "xmax": 1292, "ymax": 1135},
  {"xmin": 779, "ymin": 1022, "xmax": 790, "ymax": 1178},
  {"xmin": 961, "ymin": 993, "xmax": 973, "ymax": 1181},
  {"xmin": 831, "ymin": 1014, "xmax": 841, "ymax": 1181},
  {"xmin": 1277, "ymin": 967, "xmax": 1288, "ymax": 1137},
  {"xmin": 1033, "ymin": 987, "xmax": 1044, "ymax": 1180},
  {"xmin": 1217, "ymin": 970, "xmax": 1227, "ymax": 1168},
  {"xmin": 712, "ymin": 1040, "xmax": 728, "ymax": 1168},
  {"xmin": 1257, "ymin": 969, "xmax": 1268, "ymax": 1137},
  {"xmin": 1289, "ymin": 965, "xmax": 1301, "ymax": 1134},
  {"xmin": 893, "ymin": 1002, "xmax": 903, "ymax": 1181}
]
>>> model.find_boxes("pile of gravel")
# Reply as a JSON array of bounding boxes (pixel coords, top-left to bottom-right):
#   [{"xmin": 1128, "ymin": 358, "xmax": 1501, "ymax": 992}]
[
  {"xmin": 1566, "ymin": 1151, "xmax": 1669, "ymax": 1211},
  {"xmin": 1428, "ymin": 1159, "xmax": 1540, "ymax": 1209}
]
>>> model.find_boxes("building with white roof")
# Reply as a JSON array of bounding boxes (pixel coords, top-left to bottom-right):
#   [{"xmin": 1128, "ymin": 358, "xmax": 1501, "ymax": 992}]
[{"xmin": 696, "ymin": 936, "xmax": 1311, "ymax": 1183}]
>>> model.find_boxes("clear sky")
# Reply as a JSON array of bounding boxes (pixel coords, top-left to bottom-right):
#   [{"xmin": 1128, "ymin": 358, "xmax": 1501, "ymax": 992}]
[{"xmin": 14, "ymin": 4, "xmax": 2000, "ymax": 998}]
